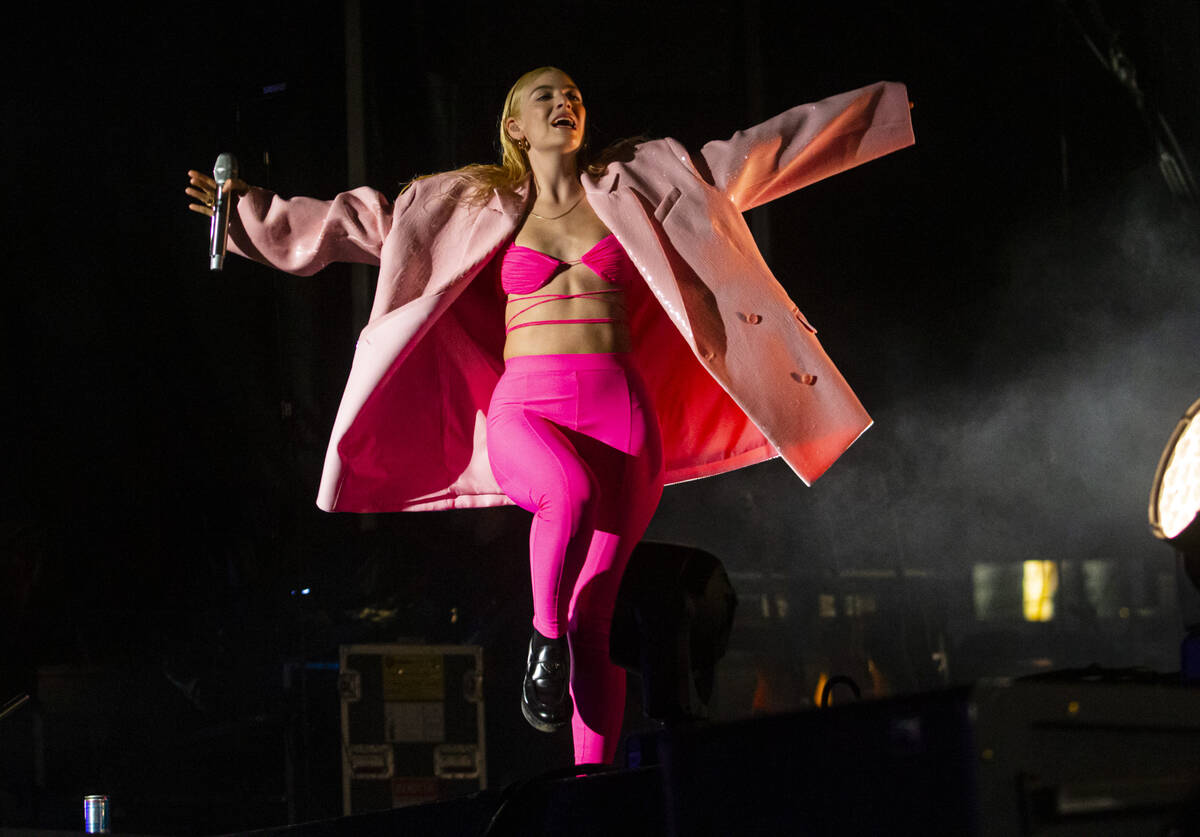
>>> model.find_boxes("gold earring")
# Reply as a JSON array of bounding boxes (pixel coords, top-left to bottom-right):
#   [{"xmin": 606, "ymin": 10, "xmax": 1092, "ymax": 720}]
[{"xmin": 518, "ymin": 138, "xmax": 530, "ymax": 152}]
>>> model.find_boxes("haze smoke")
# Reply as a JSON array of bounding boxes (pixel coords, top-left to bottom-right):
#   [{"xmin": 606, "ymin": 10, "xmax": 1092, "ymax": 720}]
[{"xmin": 651, "ymin": 168, "xmax": 1200, "ymax": 582}]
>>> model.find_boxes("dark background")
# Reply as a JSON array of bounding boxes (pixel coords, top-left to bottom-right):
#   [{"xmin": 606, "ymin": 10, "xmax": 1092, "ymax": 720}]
[{"xmin": 4, "ymin": 0, "xmax": 1200, "ymax": 833}]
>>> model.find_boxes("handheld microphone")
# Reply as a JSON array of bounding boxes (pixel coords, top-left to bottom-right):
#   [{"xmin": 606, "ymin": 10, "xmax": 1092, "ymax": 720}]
[{"xmin": 209, "ymin": 152, "xmax": 239, "ymax": 271}]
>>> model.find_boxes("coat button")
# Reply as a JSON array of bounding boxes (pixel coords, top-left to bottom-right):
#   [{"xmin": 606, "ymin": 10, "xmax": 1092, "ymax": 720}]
[
  {"xmin": 791, "ymin": 372, "xmax": 818, "ymax": 385},
  {"xmin": 737, "ymin": 312, "xmax": 762, "ymax": 324}
]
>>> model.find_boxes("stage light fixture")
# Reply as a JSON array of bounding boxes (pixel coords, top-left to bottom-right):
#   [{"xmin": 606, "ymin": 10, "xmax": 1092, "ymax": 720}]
[
  {"xmin": 610, "ymin": 542, "xmax": 737, "ymax": 723},
  {"xmin": 1148, "ymin": 396, "xmax": 1200, "ymax": 555},
  {"xmin": 1148, "ymin": 395, "xmax": 1200, "ymax": 683}
]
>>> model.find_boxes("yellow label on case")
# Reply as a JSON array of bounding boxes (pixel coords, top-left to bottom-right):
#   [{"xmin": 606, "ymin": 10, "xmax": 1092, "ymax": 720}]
[{"xmin": 381, "ymin": 655, "xmax": 445, "ymax": 701}]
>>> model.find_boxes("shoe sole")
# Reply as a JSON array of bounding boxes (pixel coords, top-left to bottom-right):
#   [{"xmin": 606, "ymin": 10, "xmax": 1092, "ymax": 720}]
[{"xmin": 521, "ymin": 691, "xmax": 573, "ymax": 733}]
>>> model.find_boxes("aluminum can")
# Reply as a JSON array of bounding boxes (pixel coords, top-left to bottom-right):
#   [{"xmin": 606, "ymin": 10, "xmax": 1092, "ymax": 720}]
[{"xmin": 83, "ymin": 795, "xmax": 110, "ymax": 834}]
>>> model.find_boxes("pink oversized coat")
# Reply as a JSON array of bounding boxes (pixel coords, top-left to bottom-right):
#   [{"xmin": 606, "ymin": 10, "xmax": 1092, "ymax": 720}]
[{"xmin": 228, "ymin": 81, "xmax": 914, "ymax": 512}]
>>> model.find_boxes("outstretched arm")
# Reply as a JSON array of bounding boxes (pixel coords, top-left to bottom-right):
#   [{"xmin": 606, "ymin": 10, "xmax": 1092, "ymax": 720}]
[
  {"xmin": 184, "ymin": 171, "xmax": 396, "ymax": 276},
  {"xmin": 699, "ymin": 81, "xmax": 914, "ymax": 213}
]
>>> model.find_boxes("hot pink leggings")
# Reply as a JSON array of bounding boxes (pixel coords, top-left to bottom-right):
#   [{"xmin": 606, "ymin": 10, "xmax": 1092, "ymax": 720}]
[{"xmin": 485, "ymin": 352, "xmax": 665, "ymax": 764}]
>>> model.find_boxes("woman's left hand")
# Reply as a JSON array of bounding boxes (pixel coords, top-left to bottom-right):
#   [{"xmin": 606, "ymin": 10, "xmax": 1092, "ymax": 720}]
[{"xmin": 185, "ymin": 170, "xmax": 250, "ymax": 218}]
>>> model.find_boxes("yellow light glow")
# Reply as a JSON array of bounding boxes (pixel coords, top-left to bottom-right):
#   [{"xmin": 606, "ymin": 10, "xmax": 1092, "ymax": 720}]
[{"xmin": 1023, "ymin": 560, "xmax": 1059, "ymax": 622}]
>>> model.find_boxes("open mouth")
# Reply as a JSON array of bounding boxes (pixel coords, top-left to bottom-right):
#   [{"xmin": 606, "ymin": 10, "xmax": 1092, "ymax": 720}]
[{"xmin": 551, "ymin": 117, "xmax": 577, "ymax": 129}]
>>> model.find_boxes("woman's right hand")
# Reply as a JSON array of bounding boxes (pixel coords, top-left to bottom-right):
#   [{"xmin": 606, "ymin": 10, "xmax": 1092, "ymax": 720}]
[{"xmin": 185, "ymin": 170, "xmax": 250, "ymax": 218}]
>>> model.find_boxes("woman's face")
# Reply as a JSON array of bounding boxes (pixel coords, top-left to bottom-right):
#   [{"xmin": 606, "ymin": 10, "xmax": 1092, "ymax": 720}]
[{"xmin": 507, "ymin": 69, "xmax": 585, "ymax": 156}]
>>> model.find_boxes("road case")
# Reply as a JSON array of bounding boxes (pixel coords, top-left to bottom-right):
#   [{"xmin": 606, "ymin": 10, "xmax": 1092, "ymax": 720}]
[{"xmin": 338, "ymin": 644, "xmax": 486, "ymax": 815}]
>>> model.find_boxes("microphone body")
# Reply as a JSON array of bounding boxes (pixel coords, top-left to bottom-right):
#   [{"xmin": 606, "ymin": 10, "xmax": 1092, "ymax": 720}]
[{"xmin": 209, "ymin": 153, "xmax": 239, "ymax": 271}]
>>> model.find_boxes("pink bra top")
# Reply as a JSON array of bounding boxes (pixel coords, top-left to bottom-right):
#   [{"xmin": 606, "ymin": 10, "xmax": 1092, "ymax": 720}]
[
  {"xmin": 501, "ymin": 233, "xmax": 630, "ymax": 294},
  {"xmin": 500, "ymin": 234, "xmax": 634, "ymax": 333}
]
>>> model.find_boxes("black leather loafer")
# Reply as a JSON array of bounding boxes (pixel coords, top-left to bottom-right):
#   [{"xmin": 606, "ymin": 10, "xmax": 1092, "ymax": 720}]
[{"xmin": 521, "ymin": 630, "xmax": 573, "ymax": 733}]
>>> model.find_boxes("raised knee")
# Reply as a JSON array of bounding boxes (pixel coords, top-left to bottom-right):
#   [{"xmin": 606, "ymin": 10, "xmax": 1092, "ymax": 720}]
[{"xmin": 535, "ymin": 472, "xmax": 598, "ymax": 530}]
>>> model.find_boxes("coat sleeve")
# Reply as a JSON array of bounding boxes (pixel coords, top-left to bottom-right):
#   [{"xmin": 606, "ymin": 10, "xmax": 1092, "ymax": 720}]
[
  {"xmin": 228, "ymin": 185, "xmax": 406, "ymax": 276},
  {"xmin": 699, "ymin": 81, "xmax": 914, "ymax": 213}
]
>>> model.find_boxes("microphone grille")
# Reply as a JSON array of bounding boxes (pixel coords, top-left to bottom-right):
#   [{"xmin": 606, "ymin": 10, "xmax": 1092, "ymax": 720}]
[{"xmin": 213, "ymin": 152, "xmax": 239, "ymax": 182}]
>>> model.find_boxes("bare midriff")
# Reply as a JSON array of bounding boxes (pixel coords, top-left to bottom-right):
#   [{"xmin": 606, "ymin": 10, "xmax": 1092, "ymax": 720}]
[
  {"xmin": 502, "ymin": 194, "xmax": 632, "ymax": 360},
  {"xmin": 503, "ymin": 266, "xmax": 631, "ymax": 359}
]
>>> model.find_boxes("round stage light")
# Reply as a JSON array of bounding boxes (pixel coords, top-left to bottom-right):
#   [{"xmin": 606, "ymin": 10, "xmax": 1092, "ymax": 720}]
[{"xmin": 1149, "ymin": 396, "xmax": 1200, "ymax": 556}]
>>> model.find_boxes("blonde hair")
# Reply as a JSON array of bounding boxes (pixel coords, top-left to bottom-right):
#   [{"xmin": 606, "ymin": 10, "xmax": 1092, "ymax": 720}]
[{"xmin": 407, "ymin": 67, "xmax": 636, "ymax": 205}]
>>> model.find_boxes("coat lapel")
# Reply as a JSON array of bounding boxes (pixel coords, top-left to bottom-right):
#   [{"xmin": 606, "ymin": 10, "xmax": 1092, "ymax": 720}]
[
  {"xmin": 484, "ymin": 177, "xmax": 532, "ymax": 218},
  {"xmin": 584, "ymin": 175, "xmax": 698, "ymax": 349}
]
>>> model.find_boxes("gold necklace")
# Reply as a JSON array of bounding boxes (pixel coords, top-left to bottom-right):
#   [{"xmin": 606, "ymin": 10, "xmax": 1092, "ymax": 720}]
[{"xmin": 529, "ymin": 194, "xmax": 584, "ymax": 221}]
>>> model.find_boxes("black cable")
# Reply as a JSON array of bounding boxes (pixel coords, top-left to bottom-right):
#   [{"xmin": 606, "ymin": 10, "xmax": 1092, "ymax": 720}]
[
  {"xmin": 0, "ymin": 693, "xmax": 30, "ymax": 723},
  {"xmin": 820, "ymin": 675, "xmax": 862, "ymax": 708}
]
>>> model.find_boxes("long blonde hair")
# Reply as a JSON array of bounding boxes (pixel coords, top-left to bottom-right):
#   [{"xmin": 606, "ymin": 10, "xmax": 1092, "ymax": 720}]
[{"xmin": 408, "ymin": 67, "xmax": 636, "ymax": 205}]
